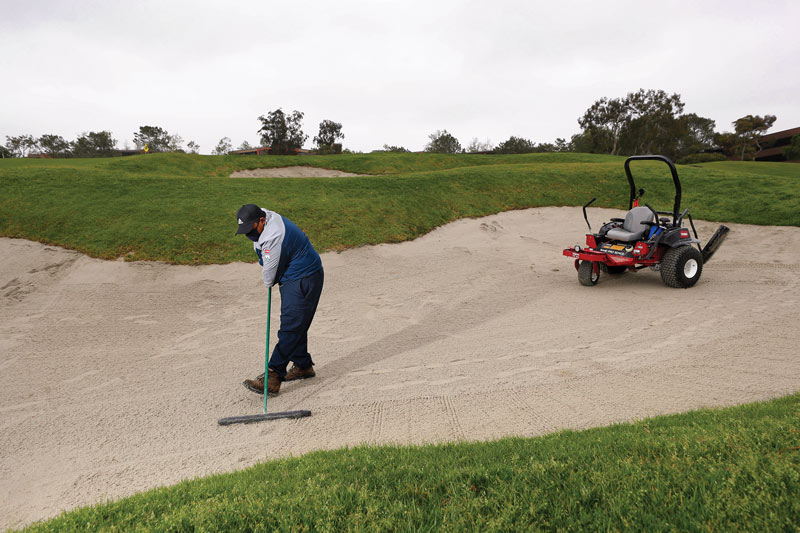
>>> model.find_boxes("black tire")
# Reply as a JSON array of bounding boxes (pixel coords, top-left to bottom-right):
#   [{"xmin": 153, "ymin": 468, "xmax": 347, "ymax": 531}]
[
  {"xmin": 578, "ymin": 260, "xmax": 599, "ymax": 286},
  {"xmin": 660, "ymin": 246, "xmax": 703, "ymax": 288},
  {"xmin": 601, "ymin": 264, "xmax": 627, "ymax": 275}
]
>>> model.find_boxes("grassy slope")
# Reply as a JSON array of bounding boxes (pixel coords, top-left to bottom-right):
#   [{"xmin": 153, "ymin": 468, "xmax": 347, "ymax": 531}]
[
  {"xmin": 23, "ymin": 394, "xmax": 800, "ymax": 532},
  {"xmin": 1, "ymin": 153, "xmax": 797, "ymax": 264}
]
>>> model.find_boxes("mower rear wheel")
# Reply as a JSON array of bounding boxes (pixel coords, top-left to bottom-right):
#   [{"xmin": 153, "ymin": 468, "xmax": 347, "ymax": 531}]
[
  {"xmin": 578, "ymin": 260, "xmax": 599, "ymax": 286},
  {"xmin": 660, "ymin": 245, "xmax": 703, "ymax": 288}
]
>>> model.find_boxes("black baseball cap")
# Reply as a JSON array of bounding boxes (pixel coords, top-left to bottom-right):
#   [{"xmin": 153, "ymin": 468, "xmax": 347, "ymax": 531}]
[{"xmin": 235, "ymin": 204, "xmax": 264, "ymax": 235}]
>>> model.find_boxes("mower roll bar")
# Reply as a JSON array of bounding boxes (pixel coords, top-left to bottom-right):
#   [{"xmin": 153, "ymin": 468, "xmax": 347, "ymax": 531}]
[{"xmin": 624, "ymin": 155, "xmax": 681, "ymax": 226}]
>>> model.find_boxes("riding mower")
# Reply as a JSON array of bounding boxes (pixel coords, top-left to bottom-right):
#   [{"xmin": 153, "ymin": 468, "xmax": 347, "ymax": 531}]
[{"xmin": 563, "ymin": 155, "xmax": 729, "ymax": 288}]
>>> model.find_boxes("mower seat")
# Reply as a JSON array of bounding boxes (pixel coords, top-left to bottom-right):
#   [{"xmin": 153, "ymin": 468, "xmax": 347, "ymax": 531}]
[{"xmin": 605, "ymin": 206, "xmax": 654, "ymax": 242}]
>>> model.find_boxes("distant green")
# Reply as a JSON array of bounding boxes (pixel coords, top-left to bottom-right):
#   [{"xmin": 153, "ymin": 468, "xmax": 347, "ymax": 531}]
[
  {"xmin": 1, "ymin": 152, "xmax": 797, "ymax": 264},
  {"xmin": 23, "ymin": 393, "xmax": 800, "ymax": 532}
]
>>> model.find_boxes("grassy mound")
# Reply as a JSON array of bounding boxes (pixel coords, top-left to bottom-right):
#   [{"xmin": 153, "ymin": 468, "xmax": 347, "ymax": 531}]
[{"xmin": 1, "ymin": 152, "xmax": 798, "ymax": 264}]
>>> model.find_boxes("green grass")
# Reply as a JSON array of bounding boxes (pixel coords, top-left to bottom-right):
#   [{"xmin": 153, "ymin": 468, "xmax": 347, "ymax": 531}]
[
  {"xmin": 2, "ymin": 152, "xmax": 797, "ymax": 264},
  {"xmin": 22, "ymin": 394, "xmax": 800, "ymax": 532}
]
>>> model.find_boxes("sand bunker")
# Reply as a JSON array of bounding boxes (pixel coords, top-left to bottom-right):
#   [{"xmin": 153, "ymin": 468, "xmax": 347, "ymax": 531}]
[
  {"xmin": 2, "ymin": 207, "xmax": 799, "ymax": 529},
  {"xmin": 230, "ymin": 166, "xmax": 367, "ymax": 178}
]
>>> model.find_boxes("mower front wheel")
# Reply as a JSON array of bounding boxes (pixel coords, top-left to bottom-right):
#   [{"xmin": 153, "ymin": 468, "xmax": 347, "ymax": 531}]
[
  {"xmin": 578, "ymin": 260, "xmax": 599, "ymax": 286},
  {"xmin": 661, "ymin": 245, "xmax": 703, "ymax": 288}
]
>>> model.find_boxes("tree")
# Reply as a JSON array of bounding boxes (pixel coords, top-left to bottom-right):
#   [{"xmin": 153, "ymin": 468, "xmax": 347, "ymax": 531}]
[
  {"xmin": 676, "ymin": 113, "xmax": 716, "ymax": 157},
  {"xmin": 212, "ymin": 137, "xmax": 232, "ymax": 155},
  {"xmin": 733, "ymin": 114, "xmax": 777, "ymax": 160},
  {"xmin": 713, "ymin": 132, "xmax": 739, "ymax": 159},
  {"xmin": 466, "ymin": 138, "xmax": 493, "ymax": 153},
  {"xmin": 577, "ymin": 89, "xmax": 715, "ymax": 159},
  {"xmin": 238, "ymin": 140, "xmax": 252, "ymax": 151},
  {"xmin": 784, "ymin": 135, "xmax": 800, "ymax": 160},
  {"xmin": 534, "ymin": 142, "xmax": 556, "ymax": 153},
  {"xmin": 6, "ymin": 135, "xmax": 24, "ymax": 157},
  {"xmin": 494, "ymin": 136, "xmax": 536, "ymax": 154},
  {"xmin": 5, "ymin": 134, "xmax": 37, "ymax": 157},
  {"xmin": 381, "ymin": 144, "xmax": 410, "ymax": 152},
  {"xmin": 38, "ymin": 134, "xmax": 71, "ymax": 157},
  {"xmin": 258, "ymin": 109, "xmax": 307, "ymax": 155},
  {"xmin": 186, "ymin": 141, "xmax": 200, "ymax": 154},
  {"xmin": 167, "ymin": 134, "xmax": 184, "ymax": 152},
  {"xmin": 1, "ymin": 145, "xmax": 12, "ymax": 158},
  {"xmin": 133, "ymin": 125, "xmax": 171, "ymax": 152},
  {"xmin": 569, "ymin": 131, "xmax": 595, "ymax": 153},
  {"xmin": 554, "ymin": 138, "xmax": 569, "ymax": 152},
  {"xmin": 619, "ymin": 89, "xmax": 684, "ymax": 156},
  {"xmin": 577, "ymin": 96, "xmax": 629, "ymax": 155},
  {"xmin": 313, "ymin": 120, "xmax": 344, "ymax": 153},
  {"xmin": 425, "ymin": 130, "xmax": 461, "ymax": 153},
  {"xmin": 71, "ymin": 131, "xmax": 118, "ymax": 157}
]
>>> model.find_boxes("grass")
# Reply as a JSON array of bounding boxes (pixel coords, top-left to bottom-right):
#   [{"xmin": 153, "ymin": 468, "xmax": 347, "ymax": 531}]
[
  {"xmin": 1, "ymin": 152, "xmax": 797, "ymax": 264},
  {"xmin": 22, "ymin": 393, "xmax": 800, "ymax": 532}
]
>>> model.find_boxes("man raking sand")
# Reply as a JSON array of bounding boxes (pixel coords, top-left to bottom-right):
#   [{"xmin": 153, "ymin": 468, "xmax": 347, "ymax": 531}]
[
  {"xmin": 236, "ymin": 204, "xmax": 324, "ymax": 396},
  {"xmin": 218, "ymin": 204, "xmax": 324, "ymax": 425}
]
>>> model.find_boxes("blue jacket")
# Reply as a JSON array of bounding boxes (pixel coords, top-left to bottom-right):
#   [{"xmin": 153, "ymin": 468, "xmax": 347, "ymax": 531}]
[{"xmin": 253, "ymin": 209, "xmax": 322, "ymax": 287}]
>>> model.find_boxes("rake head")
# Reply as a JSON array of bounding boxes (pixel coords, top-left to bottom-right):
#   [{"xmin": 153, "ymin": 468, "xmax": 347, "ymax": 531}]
[{"xmin": 218, "ymin": 410, "xmax": 311, "ymax": 426}]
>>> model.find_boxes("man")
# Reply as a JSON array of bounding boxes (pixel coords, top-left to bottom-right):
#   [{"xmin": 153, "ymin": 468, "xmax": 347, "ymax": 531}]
[{"xmin": 235, "ymin": 203, "xmax": 324, "ymax": 395}]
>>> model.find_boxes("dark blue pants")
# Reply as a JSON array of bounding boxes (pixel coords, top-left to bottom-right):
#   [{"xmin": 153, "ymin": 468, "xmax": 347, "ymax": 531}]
[{"xmin": 268, "ymin": 269, "xmax": 324, "ymax": 379}]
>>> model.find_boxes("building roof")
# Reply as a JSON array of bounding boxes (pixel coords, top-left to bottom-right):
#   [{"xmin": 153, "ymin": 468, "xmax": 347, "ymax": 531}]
[
  {"xmin": 755, "ymin": 126, "xmax": 799, "ymax": 162},
  {"xmin": 759, "ymin": 126, "xmax": 800, "ymax": 144}
]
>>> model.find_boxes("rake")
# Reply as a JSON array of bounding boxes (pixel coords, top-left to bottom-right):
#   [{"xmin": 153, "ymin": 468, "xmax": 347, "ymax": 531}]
[{"xmin": 218, "ymin": 287, "xmax": 311, "ymax": 425}]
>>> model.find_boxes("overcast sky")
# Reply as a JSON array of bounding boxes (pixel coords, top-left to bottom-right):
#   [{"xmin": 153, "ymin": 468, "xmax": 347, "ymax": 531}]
[{"xmin": 2, "ymin": 0, "xmax": 798, "ymax": 154}]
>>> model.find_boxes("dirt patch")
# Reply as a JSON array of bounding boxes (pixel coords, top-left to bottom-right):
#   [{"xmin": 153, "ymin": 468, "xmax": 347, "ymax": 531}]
[
  {"xmin": 230, "ymin": 166, "xmax": 368, "ymax": 178},
  {"xmin": 2, "ymin": 207, "xmax": 799, "ymax": 529}
]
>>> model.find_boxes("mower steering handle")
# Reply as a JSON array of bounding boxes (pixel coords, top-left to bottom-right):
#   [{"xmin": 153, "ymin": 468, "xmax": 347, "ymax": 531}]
[
  {"xmin": 675, "ymin": 207, "xmax": 690, "ymax": 226},
  {"xmin": 582, "ymin": 197, "xmax": 596, "ymax": 232},
  {"xmin": 644, "ymin": 203, "xmax": 660, "ymax": 226}
]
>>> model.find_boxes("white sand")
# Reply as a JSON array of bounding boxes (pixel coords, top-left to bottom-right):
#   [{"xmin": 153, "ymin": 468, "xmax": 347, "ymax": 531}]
[
  {"xmin": 1, "ymin": 207, "xmax": 799, "ymax": 529},
  {"xmin": 230, "ymin": 166, "xmax": 367, "ymax": 178}
]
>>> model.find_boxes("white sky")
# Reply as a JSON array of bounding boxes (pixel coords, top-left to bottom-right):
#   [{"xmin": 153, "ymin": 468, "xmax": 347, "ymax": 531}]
[{"xmin": 2, "ymin": 0, "xmax": 798, "ymax": 154}]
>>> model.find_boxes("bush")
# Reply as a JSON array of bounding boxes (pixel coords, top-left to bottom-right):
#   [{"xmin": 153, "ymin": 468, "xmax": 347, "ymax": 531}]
[
  {"xmin": 676, "ymin": 152, "xmax": 727, "ymax": 165},
  {"xmin": 425, "ymin": 130, "xmax": 461, "ymax": 154},
  {"xmin": 784, "ymin": 135, "xmax": 800, "ymax": 160},
  {"xmin": 381, "ymin": 145, "xmax": 410, "ymax": 153},
  {"xmin": 494, "ymin": 136, "xmax": 536, "ymax": 154}
]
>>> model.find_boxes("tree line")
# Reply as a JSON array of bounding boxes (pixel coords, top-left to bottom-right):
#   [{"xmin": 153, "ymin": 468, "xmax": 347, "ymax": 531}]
[
  {"xmin": 2, "ymin": 93, "xmax": 791, "ymax": 160},
  {"xmin": 573, "ymin": 89, "xmax": 777, "ymax": 161},
  {"xmin": 2, "ymin": 127, "xmax": 200, "ymax": 158},
  {"xmin": 209, "ymin": 110, "xmax": 344, "ymax": 156},
  {"xmin": 414, "ymin": 90, "xmax": 781, "ymax": 162}
]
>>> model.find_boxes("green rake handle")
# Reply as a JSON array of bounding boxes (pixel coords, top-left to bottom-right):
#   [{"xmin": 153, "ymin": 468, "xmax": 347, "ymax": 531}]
[{"xmin": 264, "ymin": 286, "xmax": 272, "ymax": 415}]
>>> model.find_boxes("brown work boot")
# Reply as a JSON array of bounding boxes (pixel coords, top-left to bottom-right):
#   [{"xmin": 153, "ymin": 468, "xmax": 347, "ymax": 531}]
[
  {"xmin": 266, "ymin": 369, "xmax": 281, "ymax": 395},
  {"xmin": 285, "ymin": 363, "xmax": 315, "ymax": 381},
  {"xmin": 242, "ymin": 369, "xmax": 282, "ymax": 396}
]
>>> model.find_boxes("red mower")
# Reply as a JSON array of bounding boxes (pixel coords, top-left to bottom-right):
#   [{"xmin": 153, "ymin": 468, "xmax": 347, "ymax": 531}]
[{"xmin": 563, "ymin": 155, "xmax": 729, "ymax": 288}]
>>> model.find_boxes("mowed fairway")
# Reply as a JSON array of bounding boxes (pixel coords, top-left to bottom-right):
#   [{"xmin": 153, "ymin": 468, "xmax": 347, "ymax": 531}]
[{"xmin": 1, "ymin": 153, "xmax": 799, "ymax": 530}]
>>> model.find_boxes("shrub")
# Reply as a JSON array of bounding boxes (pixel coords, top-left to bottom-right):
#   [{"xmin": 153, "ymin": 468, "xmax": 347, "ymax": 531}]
[
  {"xmin": 783, "ymin": 135, "xmax": 800, "ymax": 160},
  {"xmin": 676, "ymin": 152, "xmax": 727, "ymax": 165}
]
